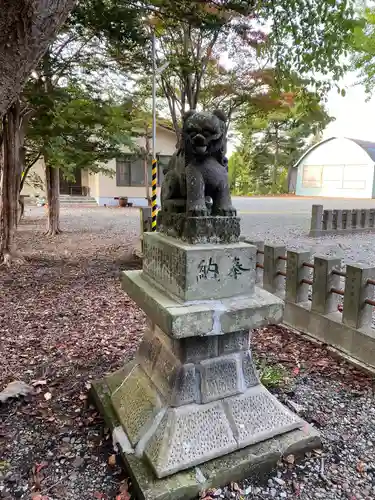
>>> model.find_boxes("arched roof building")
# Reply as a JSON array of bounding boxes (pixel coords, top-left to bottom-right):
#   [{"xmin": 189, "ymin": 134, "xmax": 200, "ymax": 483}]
[{"xmin": 289, "ymin": 137, "xmax": 375, "ymax": 198}]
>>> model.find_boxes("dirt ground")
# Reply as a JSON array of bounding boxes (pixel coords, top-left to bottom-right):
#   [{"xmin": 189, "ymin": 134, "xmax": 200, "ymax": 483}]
[
  {"xmin": 1, "ymin": 207, "xmax": 144, "ymax": 500},
  {"xmin": 1, "ymin": 207, "xmax": 375, "ymax": 500}
]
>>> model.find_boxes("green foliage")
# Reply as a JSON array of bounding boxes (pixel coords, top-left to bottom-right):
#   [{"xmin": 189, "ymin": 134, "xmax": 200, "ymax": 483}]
[
  {"xmin": 261, "ymin": 0, "xmax": 357, "ymax": 90},
  {"xmin": 253, "ymin": 356, "xmax": 287, "ymax": 389},
  {"xmin": 28, "ymin": 87, "xmax": 135, "ymax": 179},
  {"xmin": 20, "ymin": 19, "xmax": 143, "ymax": 185},
  {"xmin": 351, "ymin": 7, "xmax": 375, "ymax": 96},
  {"xmin": 230, "ymin": 81, "xmax": 332, "ymax": 195},
  {"xmin": 18, "ymin": 0, "xmax": 357, "ymax": 190},
  {"xmin": 228, "ymin": 135, "xmax": 255, "ymax": 195},
  {"xmin": 70, "ymin": 0, "xmax": 148, "ymax": 74},
  {"xmin": 82, "ymin": 0, "xmax": 356, "ymax": 140}
]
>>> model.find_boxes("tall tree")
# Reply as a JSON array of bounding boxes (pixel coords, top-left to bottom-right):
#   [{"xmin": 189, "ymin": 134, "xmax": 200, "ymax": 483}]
[
  {"xmin": 18, "ymin": 2, "xmax": 146, "ymax": 235},
  {"xmin": 83, "ymin": 0, "xmax": 356, "ymax": 140},
  {"xmin": 23, "ymin": 75, "xmax": 138, "ymax": 234},
  {"xmin": 231, "ymin": 85, "xmax": 332, "ymax": 194},
  {"xmin": 0, "ymin": 0, "xmax": 76, "ymax": 264},
  {"xmin": 144, "ymin": 0, "xmax": 354, "ymax": 137}
]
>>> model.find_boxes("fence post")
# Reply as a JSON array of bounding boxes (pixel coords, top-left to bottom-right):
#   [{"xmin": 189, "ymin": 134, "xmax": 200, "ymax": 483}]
[
  {"xmin": 336, "ymin": 210, "xmax": 343, "ymax": 230},
  {"xmin": 311, "ymin": 256, "xmax": 341, "ymax": 314},
  {"xmin": 370, "ymin": 209, "xmax": 375, "ymax": 228},
  {"xmin": 309, "ymin": 204, "xmax": 324, "ymax": 236},
  {"xmin": 354, "ymin": 209, "xmax": 362, "ymax": 229},
  {"xmin": 364, "ymin": 209, "xmax": 371, "ymax": 229},
  {"xmin": 140, "ymin": 207, "xmax": 152, "ymax": 233},
  {"xmin": 285, "ymin": 250, "xmax": 311, "ymax": 303},
  {"xmin": 342, "ymin": 264, "xmax": 375, "ymax": 329},
  {"xmin": 333, "ymin": 210, "xmax": 342, "ymax": 230},
  {"xmin": 345, "ymin": 209, "xmax": 353, "ymax": 230},
  {"xmin": 323, "ymin": 210, "xmax": 333, "ymax": 231},
  {"xmin": 263, "ymin": 244, "xmax": 286, "ymax": 295},
  {"xmin": 245, "ymin": 239, "xmax": 264, "ymax": 284}
]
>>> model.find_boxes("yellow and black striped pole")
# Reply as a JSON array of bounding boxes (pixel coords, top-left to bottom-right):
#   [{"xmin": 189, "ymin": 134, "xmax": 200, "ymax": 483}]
[
  {"xmin": 151, "ymin": 158, "xmax": 157, "ymax": 231},
  {"xmin": 151, "ymin": 25, "xmax": 158, "ymax": 232}
]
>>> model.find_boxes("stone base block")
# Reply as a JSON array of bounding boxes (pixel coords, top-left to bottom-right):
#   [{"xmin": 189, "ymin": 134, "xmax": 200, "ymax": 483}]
[
  {"xmin": 93, "ymin": 363, "xmax": 305, "ymax": 479},
  {"xmin": 136, "ymin": 323, "xmax": 260, "ymax": 406},
  {"xmin": 143, "ymin": 232, "xmax": 256, "ymax": 301},
  {"xmin": 121, "ymin": 270, "xmax": 284, "ymax": 338},
  {"xmin": 157, "ymin": 211, "xmax": 241, "ymax": 244},
  {"xmin": 91, "ymin": 374, "xmax": 321, "ymax": 500}
]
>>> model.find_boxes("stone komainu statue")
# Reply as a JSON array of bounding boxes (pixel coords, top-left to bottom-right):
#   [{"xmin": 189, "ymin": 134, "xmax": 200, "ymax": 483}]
[{"xmin": 161, "ymin": 109, "xmax": 236, "ymax": 217}]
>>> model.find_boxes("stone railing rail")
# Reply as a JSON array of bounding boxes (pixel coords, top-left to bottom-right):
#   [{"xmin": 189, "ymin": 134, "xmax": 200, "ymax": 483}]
[
  {"xmin": 309, "ymin": 204, "xmax": 375, "ymax": 237},
  {"xmin": 246, "ymin": 239, "xmax": 375, "ymax": 370}
]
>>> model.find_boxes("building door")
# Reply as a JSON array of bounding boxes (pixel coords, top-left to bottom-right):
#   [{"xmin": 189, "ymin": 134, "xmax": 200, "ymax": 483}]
[
  {"xmin": 288, "ymin": 167, "xmax": 297, "ymax": 193},
  {"xmin": 59, "ymin": 167, "xmax": 82, "ymax": 195}
]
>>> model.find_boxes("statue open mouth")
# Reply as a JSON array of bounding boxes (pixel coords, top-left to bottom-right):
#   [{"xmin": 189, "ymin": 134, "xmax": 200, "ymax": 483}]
[{"xmin": 194, "ymin": 145, "xmax": 207, "ymax": 154}]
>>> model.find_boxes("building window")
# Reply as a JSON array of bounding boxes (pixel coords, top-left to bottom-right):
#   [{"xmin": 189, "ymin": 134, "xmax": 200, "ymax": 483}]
[
  {"xmin": 157, "ymin": 154, "xmax": 172, "ymax": 186},
  {"xmin": 322, "ymin": 165, "xmax": 343, "ymax": 189},
  {"xmin": 302, "ymin": 165, "xmax": 323, "ymax": 188},
  {"xmin": 342, "ymin": 165, "xmax": 366, "ymax": 190},
  {"xmin": 116, "ymin": 155, "xmax": 172, "ymax": 187},
  {"xmin": 116, "ymin": 156, "xmax": 144, "ymax": 186},
  {"xmin": 116, "ymin": 158, "xmax": 131, "ymax": 186}
]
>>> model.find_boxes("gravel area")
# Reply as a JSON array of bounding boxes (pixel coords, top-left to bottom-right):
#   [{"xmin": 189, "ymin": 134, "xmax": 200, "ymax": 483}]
[
  {"xmin": 200, "ymin": 325, "xmax": 375, "ymax": 500},
  {"xmin": 1, "ymin": 205, "xmax": 375, "ymax": 500},
  {"xmin": 240, "ymin": 211, "xmax": 375, "ymax": 267}
]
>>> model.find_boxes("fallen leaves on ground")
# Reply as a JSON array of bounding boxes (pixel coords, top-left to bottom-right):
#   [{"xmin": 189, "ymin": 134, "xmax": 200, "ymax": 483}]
[
  {"xmin": 94, "ymin": 492, "xmax": 107, "ymax": 499},
  {"xmin": 252, "ymin": 325, "xmax": 374, "ymax": 390},
  {"xmin": 2, "ymin": 208, "xmax": 374, "ymax": 500},
  {"xmin": 116, "ymin": 479, "xmax": 131, "ymax": 500},
  {"xmin": 0, "ymin": 209, "xmax": 142, "ymax": 499},
  {"xmin": 356, "ymin": 461, "xmax": 366, "ymax": 474},
  {"xmin": 284, "ymin": 454, "xmax": 295, "ymax": 465}
]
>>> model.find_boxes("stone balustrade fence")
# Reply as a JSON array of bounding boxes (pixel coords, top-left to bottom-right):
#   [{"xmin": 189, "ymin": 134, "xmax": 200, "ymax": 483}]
[
  {"xmin": 309, "ymin": 204, "xmax": 375, "ymax": 237},
  {"xmin": 246, "ymin": 239, "xmax": 375, "ymax": 370}
]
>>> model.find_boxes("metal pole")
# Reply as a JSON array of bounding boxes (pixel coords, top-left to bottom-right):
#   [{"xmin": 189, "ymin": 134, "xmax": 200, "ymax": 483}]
[{"xmin": 151, "ymin": 28, "xmax": 158, "ymax": 231}]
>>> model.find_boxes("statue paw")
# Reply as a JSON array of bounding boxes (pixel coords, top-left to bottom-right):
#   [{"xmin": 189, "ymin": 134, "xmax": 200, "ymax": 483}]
[
  {"xmin": 215, "ymin": 206, "xmax": 237, "ymax": 216},
  {"xmin": 187, "ymin": 205, "xmax": 208, "ymax": 217}
]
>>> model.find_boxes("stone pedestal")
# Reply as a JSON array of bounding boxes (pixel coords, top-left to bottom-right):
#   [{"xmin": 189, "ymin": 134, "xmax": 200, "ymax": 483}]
[
  {"xmin": 92, "ymin": 231, "xmax": 320, "ymax": 497},
  {"xmin": 157, "ymin": 211, "xmax": 241, "ymax": 244}
]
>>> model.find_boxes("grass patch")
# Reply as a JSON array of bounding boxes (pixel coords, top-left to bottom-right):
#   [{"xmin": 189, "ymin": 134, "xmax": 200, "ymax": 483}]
[{"xmin": 253, "ymin": 354, "xmax": 287, "ymax": 389}]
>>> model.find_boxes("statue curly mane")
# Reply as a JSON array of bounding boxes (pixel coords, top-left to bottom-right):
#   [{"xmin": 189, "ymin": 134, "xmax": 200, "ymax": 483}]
[{"xmin": 160, "ymin": 109, "xmax": 235, "ymax": 217}]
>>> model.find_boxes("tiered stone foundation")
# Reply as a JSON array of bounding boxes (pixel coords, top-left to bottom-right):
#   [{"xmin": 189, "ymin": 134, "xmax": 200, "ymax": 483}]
[{"xmin": 92, "ymin": 220, "xmax": 320, "ymax": 499}]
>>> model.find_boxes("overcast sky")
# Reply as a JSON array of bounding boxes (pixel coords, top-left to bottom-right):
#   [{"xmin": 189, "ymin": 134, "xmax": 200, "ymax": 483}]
[{"xmin": 324, "ymin": 72, "xmax": 375, "ymax": 141}]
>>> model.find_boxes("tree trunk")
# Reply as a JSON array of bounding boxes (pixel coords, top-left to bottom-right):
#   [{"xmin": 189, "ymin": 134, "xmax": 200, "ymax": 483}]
[
  {"xmin": 0, "ymin": 102, "xmax": 21, "ymax": 264},
  {"xmin": 45, "ymin": 165, "xmax": 61, "ymax": 236},
  {"xmin": 0, "ymin": 0, "xmax": 76, "ymax": 120}
]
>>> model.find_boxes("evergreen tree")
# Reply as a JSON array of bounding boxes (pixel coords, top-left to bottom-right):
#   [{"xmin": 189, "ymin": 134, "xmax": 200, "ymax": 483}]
[{"xmin": 230, "ymin": 85, "xmax": 332, "ymax": 194}]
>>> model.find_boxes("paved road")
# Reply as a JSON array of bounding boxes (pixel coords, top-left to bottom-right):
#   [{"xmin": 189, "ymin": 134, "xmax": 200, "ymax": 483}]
[{"xmin": 234, "ymin": 196, "xmax": 375, "ymax": 220}]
